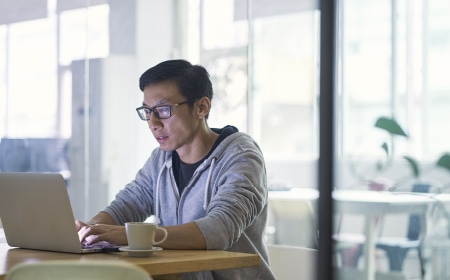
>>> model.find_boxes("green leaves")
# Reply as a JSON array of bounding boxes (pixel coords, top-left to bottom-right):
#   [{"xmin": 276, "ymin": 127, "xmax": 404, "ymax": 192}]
[
  {"xmin": 369, "ymin": 116, "xmax": 450, "ymax": 182},
  {"xmin": 374, "ymin": 117, "xmax": 450, "ymax": 178},
  {"xmin": 403, "ymin": 156, "xmax": 420, "ymax": 178},
  {"xmin": 381, "ymin": 142, "xmax": 389, "ymax": 156},
  {"xmin": 374, "ymin": 116, "xmax": 408, "ymax": 138},
  {"xmin": 437, "ymin": 153, "xmax": 450, "ymax": 172}
]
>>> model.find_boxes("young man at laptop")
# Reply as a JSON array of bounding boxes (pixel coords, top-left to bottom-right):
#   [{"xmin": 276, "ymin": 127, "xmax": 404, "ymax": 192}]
[{"xmin": 76, "ymin": 59, "xmax": 275, "ymax": 280}]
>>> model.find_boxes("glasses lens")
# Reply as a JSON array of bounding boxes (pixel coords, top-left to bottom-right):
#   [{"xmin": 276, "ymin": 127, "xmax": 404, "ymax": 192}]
[
  {"xmin": 136, "ymin": 108, "xmax": 150, "ymax": 120},
  {"xmin": 136, "ymin": 105, "xmax": 173, "ymax": 120},
  {"xmin": 154, "ymin": 105, "xmax": 171, "ymax": 119}
]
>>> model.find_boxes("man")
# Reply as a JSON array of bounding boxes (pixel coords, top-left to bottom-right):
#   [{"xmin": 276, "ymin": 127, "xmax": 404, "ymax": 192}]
[{"xmin": 77, "ymin": 59, "xmax": 275, "ymax": 279}]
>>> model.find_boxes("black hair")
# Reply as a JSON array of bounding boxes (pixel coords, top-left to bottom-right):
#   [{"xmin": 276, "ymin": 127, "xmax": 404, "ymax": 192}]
[{"xmin": 139, "ymin": 59, "xmax": 213, "ymax": 104}]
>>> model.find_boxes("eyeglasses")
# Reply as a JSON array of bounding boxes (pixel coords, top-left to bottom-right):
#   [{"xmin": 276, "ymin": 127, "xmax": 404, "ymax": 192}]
[{"xmin": 136, "ymin": 98, "xmax": 200, "ymax": 120}]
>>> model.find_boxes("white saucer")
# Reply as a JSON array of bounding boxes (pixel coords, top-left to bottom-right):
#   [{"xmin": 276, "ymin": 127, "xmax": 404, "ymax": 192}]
[{"xmin": 119, "ymin": 246, "xmax": 163, "ymax": 257}]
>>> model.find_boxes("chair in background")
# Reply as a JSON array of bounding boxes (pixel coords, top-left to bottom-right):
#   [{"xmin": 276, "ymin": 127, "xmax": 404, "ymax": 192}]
[
  {"xmin": 334, "ymin": 182, "xmax": 435, "ymax": 276},
  {"xmin": 5, "ymin": 260, "xmax": 153, "ymax": 280},
  {"xmin": 0, "ymin": 138, "xmax": 31, "ymax": 172},
  {"xmin": 0, "ymin": 138, "xmax": 70, "ymax": 175},
  {"xmin": 267, "ymin": 199, "xmax": 318, "ymax": 249},
  {"xmin": 374, "ymin": 183, "xmax": 432, "ymax": 274},
  {"xmin": 267, "ymin": 244, "xmax": 317, "ymax": 280}
]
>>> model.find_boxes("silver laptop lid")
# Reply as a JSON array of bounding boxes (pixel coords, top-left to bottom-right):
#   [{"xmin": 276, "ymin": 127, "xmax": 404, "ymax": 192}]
[{"xmin": 0, "ymin": 172, "xmax": 84, "ymax": 253}]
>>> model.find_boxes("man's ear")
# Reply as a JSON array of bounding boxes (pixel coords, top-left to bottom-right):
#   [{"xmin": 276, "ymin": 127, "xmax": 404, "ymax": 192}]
[{"xmin": 197, "ymin": 97, "xmax": 211, "ymax": 119}]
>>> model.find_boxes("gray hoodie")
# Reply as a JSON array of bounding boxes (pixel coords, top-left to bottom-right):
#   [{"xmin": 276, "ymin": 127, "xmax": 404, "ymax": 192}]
[{"xmin": 104, "ymin": 127, "xmax": 275, "ymax": 279}]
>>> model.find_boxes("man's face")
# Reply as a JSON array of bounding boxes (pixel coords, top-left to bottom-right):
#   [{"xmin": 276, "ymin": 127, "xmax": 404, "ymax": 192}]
[{"xmin": 142, "ymin": 81, "xmax": 200, "ymax": 153}]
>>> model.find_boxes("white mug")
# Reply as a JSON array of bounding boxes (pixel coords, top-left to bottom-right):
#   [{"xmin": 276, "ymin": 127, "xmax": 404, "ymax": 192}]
[{"xmin": 125, "ymin": 222, "xmax": 168, "ymax": 250}]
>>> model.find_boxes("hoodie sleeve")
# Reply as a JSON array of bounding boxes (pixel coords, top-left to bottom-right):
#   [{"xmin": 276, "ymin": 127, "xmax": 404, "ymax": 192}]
[{"xmin": 195, "ymin": 136, "xmax": 268, "ymax": 250}]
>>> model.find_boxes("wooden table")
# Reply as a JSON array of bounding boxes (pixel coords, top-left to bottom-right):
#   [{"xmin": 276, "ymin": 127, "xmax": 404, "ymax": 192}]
[{"xmin": 0, "ymin": 243, "xmax": 260, "ymax": 280}]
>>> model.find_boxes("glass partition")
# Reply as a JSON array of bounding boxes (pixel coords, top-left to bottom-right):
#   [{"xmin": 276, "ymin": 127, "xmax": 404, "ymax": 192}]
[{"xmin": 335, "ymin": 0, "xmax": 450, "ymax": 279}]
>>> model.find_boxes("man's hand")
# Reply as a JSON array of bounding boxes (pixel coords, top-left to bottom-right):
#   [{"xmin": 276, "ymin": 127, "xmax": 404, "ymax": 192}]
[{"xmin": 76, "ymin": 220, "xmax": 128, "ymax": 246}]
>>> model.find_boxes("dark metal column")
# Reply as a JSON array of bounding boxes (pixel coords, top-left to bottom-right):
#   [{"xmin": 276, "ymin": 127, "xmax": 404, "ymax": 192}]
[{"xmin": 318, "ymin": 0, "xmax": 336, "ymax": 279}]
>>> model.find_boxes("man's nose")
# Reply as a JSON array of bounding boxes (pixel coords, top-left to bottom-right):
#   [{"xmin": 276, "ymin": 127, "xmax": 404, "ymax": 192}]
[{"xmin": 147, "ymin": 112, "xmax": 162, "ymax": 130}]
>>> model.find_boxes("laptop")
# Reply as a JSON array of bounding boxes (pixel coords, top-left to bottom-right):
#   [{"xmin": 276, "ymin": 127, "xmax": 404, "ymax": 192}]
[{"xmin": 0, "ymin": 172, "xmax": 119, "ymax": 253}]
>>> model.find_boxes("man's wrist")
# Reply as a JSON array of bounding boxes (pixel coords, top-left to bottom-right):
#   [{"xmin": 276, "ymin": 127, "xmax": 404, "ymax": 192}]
[{"xmin": 87, "ymin": 211, "xmax": 114, "ymax": 225}]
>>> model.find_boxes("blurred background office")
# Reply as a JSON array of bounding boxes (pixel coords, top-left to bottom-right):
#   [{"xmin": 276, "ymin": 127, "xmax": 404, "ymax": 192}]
[
  {"xmin": 1, "ymin": 0, "xmax": 450, "ymax": 279},
  {"xmin": 0, "ymin": 0, "xmax": 322, "ymax": 221}
]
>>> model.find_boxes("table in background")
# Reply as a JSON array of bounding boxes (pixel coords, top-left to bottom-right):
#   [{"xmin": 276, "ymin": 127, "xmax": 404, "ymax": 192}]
[
  {"xmin": 0, "ymin": 243, "xmax": 260, "ymax": 280},
  {"xmin": 269, "ymin": 189, "xmax": 440, "ymax": 280},
  {"xmin": 268, "ymin": 187, "xmax": 319, "ymax": 201},
  {"xmin": 333, "ymin": 190, "xmax": 438, "ymax": 280}
]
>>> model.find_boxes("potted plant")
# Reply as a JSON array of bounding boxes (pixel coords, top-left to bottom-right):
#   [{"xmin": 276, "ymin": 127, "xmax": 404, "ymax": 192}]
[{"xmin": 373, "ymin": 116, "xmax": 450, "ymax": 191}]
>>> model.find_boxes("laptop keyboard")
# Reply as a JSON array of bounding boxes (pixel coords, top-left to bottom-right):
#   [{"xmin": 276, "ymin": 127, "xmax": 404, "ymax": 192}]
[{"xmin": 81, "ymin": 241, "xmax": 119, "ymax": 250}]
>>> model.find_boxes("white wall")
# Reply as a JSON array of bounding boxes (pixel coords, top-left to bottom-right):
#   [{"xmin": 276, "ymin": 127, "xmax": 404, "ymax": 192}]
[
  {"xmin": 101, "ymin": 0, "xmax": 179, "ymax": 215},
  {"xmin": 135, "ymin": 0, "xmax": 178, "ymax": 167}
]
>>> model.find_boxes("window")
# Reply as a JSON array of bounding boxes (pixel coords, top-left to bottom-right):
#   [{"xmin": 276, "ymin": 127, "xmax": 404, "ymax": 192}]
[
  {"xmin": 340, "ymin": 0, "xmax": 450, "ymax": 163},
  {"xmin": 190, "ymin": 0, "xmax": 320, "ymax": 188},
  {"xmin": 0, "ymin": 1, "xmax": 110, "ymax": 219},
  {"xmin": 6, "ymin": 18, "xmax": 57, "ymax": 137}
]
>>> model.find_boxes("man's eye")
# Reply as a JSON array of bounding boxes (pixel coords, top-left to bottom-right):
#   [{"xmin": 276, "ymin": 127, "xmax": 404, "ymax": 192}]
[{"xmin": 157, "ymin": 107, "xmax": 170, "ymax": 114}]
